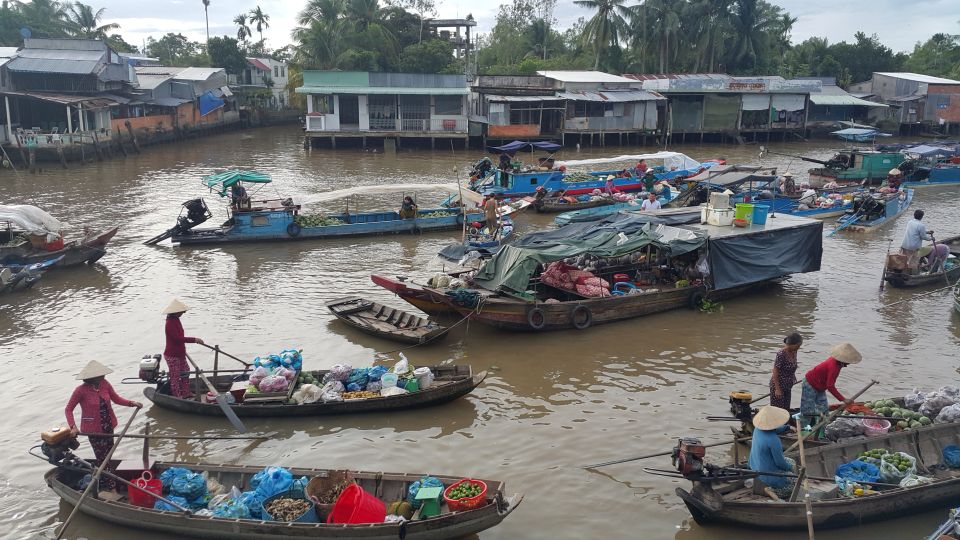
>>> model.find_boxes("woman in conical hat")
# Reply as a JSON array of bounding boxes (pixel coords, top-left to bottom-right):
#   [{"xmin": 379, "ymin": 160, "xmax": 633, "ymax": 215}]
[
  {"xmin": 800, "ymin": 343, "xmax": 862, "ymax": 427},
  {"xmin": 162, "ymin": 298, "xmax": 204, "ymax": 399},
  {"xmin": 748, "ymin": 406, "xmax": 796, "ymax": 498},
  {"xmin": 65, "ymin": 360, "xmax": 142, "ymax": 491}
]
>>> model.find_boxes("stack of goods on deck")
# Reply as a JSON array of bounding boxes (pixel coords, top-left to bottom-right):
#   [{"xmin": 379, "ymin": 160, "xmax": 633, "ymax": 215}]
[
  {"xmin": 290, "ymin": 355, "xmax": 433, "ymax": 404},
  {"xmin": 539, "ymin": 261, "xmax": 611, "ymax": 297},
  {"xmin": 823, "ymin": 386, "xmax": 960, "ymax": 440},
  {"xmin": 144, "ymin": 466, "xmax": 490, "ymax": 524},
  {"xmin": 241, "ymin": 349, "xmax": 303, "ymax": 399},
  {"xmin": 294, "ymin": 214, "xmax": 345, "ymax": 227}
]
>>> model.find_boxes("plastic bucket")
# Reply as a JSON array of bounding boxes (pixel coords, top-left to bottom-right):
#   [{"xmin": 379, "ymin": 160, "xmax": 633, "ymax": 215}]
[
  {"xmin": 381, "ymin": 373, "xmax": 398, "ymax": 388},
  {"xmin": 752, "ymin": 204, "xmax": 770, "ymax": 225},
  {"xmin": 862, "ymin": 418, "xmax": 891, "ymax": 437},
  {"xmin": 128, "ymin": 471, "xmax": 162, "ymax": 508},
  {"xmin": 326, "ymin": 484, "xmax": 386, "ymax": 524},
  {"xmin": 262, "ymin": 489, "xmax": 319, "ymax": 522},
  {"xmin": 734, "ymin": 203, "xmax": 754, "ymax": 221}
]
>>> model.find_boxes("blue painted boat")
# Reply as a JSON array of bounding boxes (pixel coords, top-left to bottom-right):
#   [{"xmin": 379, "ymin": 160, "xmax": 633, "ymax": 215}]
[
  {"xmin": 900, "ymin": 144, "xmax": 960, "ymax": 187},
  {"xmin": 469, "ymin": 151, "xmax": 718, "ymax": 198},
  {"xmin": 829, "ymin": 189, "xmax": 914, "ymax": 235},
  {"xmin": 165, "ymin": 173, "xmax": 485, "ymax": 246}
]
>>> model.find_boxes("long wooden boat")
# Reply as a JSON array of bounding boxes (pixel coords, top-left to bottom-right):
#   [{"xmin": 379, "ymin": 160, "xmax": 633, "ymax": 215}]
[
  {"xmin": 676, "ymin": 422, "xmax": 960, "ymax": 530},
  {"xmin": 0, "ymin": 255, "xmax": 62, "ymax": 294},
  {"xmin": 326, "ymin": 296, "xmax": 449, "ymax": 345},
  {"xmin": 46, "ymin": 461, "xmax": 522, "ymax": 539},
  {"xmin": 0, "ymin": 226, "xmax": 117, "ymax": 267},
  {"xmin": 535, "ymin": 195, "xmax": 615, "ymax": 213},
  {"xmin": 144, "ymin": 365, "xmax": 484, "ymax": 417},
  {"xmin": 954, "ymin": 278, "xmax": 960, "ymax": 315},
  {"xmin": 884, "ymin": 235, "xmax": 960, "ymax": 288},
  {"xmin": 832, "ymin": 188, "xmax": 913, "ymax": 233}
]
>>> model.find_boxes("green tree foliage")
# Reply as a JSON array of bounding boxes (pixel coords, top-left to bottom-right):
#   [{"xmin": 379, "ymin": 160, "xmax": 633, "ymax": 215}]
[
  {"xmin": 233, "ymin": 13, "xmax": 252, "ymax": 42},
  {"xmin": 904, "ymin": 32, "xmax": 960, "ymax": 80},
  {"xmin": 146, "ymin": 33, "xmax": 209, "ymax": 66},
  {"xmin": 208, "ymin": 36, "xmax": 247, "ymax": 74},
  {"xmin": 66, "ymin": 2, "xmax": 119, "ymax": 39},
  {"xmin": 106, "ymin": 33, "xmax": 138, "ymax": 53},
  {"xmin": 398, "ymin": 39, "xmax": 455, "ymax": 73},
  {"xmin": 248, "ymin": 5, "xmax": 270, "ymax": 43},
  {"xmin": 782, "ymin": 32, "xmax": 905, "ymax": 85}
]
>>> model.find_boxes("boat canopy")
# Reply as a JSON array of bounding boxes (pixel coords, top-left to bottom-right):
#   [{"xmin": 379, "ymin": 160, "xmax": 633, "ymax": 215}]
[
  {"xmin": 557, "ymin": 151, "xmax": 701, "ymax": 171},
  {"xmin": 204, "ymin": 170, "xmax": 272, "ymax": 196},
  {"xmin": 488, "ymin": 140, "xmax": 562, "ymax": 153},
  {"xmin": 901, "ymin": 144, "xmax": 959, "ymax": 158},
  {"xmin": 0, "ymin": 204, "xmax": 65, "ymax": 240},
  {"xmin": 301, "ymin": 183, "xmax": 484, "ymax": 206},
  {"xmin": 473, "ymin": 213, "xmax": 706, "ymax": 294},
  {"xmin": 831, "ymin": 128, "xmax": 891, "ymax": 142}
]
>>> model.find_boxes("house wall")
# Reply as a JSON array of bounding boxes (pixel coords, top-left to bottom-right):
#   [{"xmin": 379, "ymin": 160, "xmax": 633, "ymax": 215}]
[
  {"xmin": 304, "ymin": 92, "xmax": 466, "ymax": 133},
  {"xmin": 926, "ymin": 84, "xmax": 960, "ymax": 123}
]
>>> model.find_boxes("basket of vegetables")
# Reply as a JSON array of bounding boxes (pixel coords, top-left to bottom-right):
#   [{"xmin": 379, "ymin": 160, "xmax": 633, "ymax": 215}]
[{"xmin": 443, "ymin": 479, "xmax": 487, "ymax": 512}]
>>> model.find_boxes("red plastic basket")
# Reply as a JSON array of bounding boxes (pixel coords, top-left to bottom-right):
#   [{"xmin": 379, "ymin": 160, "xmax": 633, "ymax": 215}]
[
  {"xmin": 443, "ymin": 479, "xmax": 488, "ymax": 512},
  {"xmin": 128, "ymin": 471, "xmax": 162, "ymax": 508}
]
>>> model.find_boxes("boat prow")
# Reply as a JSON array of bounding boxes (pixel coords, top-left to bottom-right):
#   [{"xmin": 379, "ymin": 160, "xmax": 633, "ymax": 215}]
[{"xmin": 371, "ymin": 274, "xmax": 461, "ymax": 316}]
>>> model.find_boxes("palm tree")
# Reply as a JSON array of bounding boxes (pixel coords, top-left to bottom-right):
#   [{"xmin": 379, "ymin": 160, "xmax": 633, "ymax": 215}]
[
  {"xmin": 727, "ymin": 0, "xmax": 777, "ymax": 72},
  {"xmin": 573, "ymin": 0, "xmax": 631, "ymax": 70},
  {"xmin": 292, "ymin": 0, "xmax": 346, "ymax": 69},
  {"xmin": 234, "ymin": 13, "xmax": 251, "ymax": 42},
  {"xmin": 634, "ymin": 0, "xmax": 683, "ymax": 73},
  {"xmin": 688, "ymin": 0, "xmax": 732, "ymax": 72},
  {"xmin": 66, "ymin": 2, "xmax": 119, "ymax": 39},
  {"xmin": 17, "ymin": 0, "xmax": 72, "ymax": 38},
  {"xmin": 249, "ymin": 5, "xmax": 270, "ymax": 43},
  {"xmin": 202, "ymin": 0, "xmax": 210, "ymax": 43}
]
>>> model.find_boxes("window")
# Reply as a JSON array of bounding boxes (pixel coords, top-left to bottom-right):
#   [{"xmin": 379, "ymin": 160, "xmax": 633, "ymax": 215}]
[
  {"xmin": 280, "ymin": 66, "xmax": 285, "ymax": 78},
  {"xmin": 572, "ymin": 101, "xmax": 604, "ymax": 118},
  {"xmin": 434, "ymin": 95, "xmax": 461, "ymax": 115},
  {"xmin": 312, "ymin": 95, "xmax": 334, "ymax": 114},
  {"xmin": 274, "ymin": 66, "xmax": 279, "ymax": 77},
  {"xmin": 509, "ymin": 107, "xmax": 541, "ymax": 125}
]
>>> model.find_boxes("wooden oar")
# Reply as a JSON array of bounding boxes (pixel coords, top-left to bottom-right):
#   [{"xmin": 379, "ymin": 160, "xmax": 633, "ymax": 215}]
[
  {"xmin": 582, "ymin": 436, "xmax": 752, "ymax": 469},
  {"xmin": 785, "ymin": 380, "xmax": 878, "ymax": 453},
  {"xmin": 879, "ymin": 239, "xmax": 893, "ymax": 293},
  {"xmin": 199, "ymin": 343, "xmax": 251, "ymax": 368},
  {"xmin": 185, "ymin": 353, "xmax": 247, "ymax": 433},
  {"xmin": 792, "ymin": 413, "xmax": 817, "ymax": 540},
  {"xmin": 55, "ymin": 406, "xmax": 140, "ymax": 539},
  {"xmin": 80, "ymin": 431, "xmax": 273, "ymax": 440}
]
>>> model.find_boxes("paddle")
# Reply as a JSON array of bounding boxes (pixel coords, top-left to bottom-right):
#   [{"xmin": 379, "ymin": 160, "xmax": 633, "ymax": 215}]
[
  {"xmin": 56, "ymin": 406, "xmax": 141, "ymax": 539},
  {"xmin": 879, "ymin": 239, "xmax": 893, "ymax": 293},
  {"xmin": 790, "ymin": 412, "xmax": 816, "ymax": 540},
  {"xmin": 80, "ymin": 431, "xmax": 273, "ymax": 440},
  {"xmin": 198, "ymin": 343, "xmax": 251, "ymax": 368},
  {"xmin": 785, "ymin": 380, "xmax": 878, "ymax": 453},
  {"xmin": 827, "ymin": 210, "xmax": 863, "ymax": 237},
  {"xmin": 185, "ymin": 353, "xmax": 247, "ymax": 433},
  {"xmin": 581, "ymin": 436, "xmax": 753, "ymax": 469}
]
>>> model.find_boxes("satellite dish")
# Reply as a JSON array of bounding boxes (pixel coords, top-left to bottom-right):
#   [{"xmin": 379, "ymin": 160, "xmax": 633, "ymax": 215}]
[{"xmin": 20, "ymin": 27, "xmax": 32, "ymax": 39}]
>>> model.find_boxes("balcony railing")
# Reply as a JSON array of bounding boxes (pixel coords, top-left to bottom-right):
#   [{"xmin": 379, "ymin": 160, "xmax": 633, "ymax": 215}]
[{"xmin": 309, "ymin": 116, "xmax": 467, "ymax": 133}]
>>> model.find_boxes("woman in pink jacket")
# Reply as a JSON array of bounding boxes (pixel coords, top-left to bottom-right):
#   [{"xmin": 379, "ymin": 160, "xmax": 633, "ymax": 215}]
[
  {"xmin": 65, "ymin": 360, "xmax": 141, "ymax": 490},
  {"xmin": 162, "ymin": 298, "xmax": 204, "ymax": 399}
]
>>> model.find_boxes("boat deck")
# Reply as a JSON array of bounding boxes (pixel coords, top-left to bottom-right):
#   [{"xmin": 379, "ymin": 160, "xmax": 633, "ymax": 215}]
[{"xmin": 684, "ymin": 212, "xmax": 819, "ymax": 238}]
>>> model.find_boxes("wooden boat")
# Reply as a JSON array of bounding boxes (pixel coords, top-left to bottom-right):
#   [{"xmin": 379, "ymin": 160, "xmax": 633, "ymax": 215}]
[
  {"xmin": 0, "ymin": 226, "xmax": 117, "ymax": 267},
  {"xmin": 676, "ymin": 422, "xmax": 960, "ymax": 530},
  {"xmin": 326, "ymin": 296, "xmax": 449, "ymax": 345},
  {"xmin": 0, "ymin": 255, "xmax": 62, "ymax": 294},
  {"xmin": 144, "ymin": 365, "xmax": 484, "ymax": 417},
  {"xmin": 884, "ymin": 235, "xmax": 960, "ymax": 288},
  {"xmin": 535, "ymin": 194, "xmax": 616, "ymax": 213},
  {"xmin": 954, "ymin": 278, "xmax": 960, "ymax": 315},
  {"xmin": 46, "ymin": 461, "xmax": 522, "ymax": 539},
  {"xmin": 832, "ymin": 188, "xmax": 913, "ymax": 233},
  {"xmin": 371, "ymin": 274, "xmax": 461, "ymax": 317}
]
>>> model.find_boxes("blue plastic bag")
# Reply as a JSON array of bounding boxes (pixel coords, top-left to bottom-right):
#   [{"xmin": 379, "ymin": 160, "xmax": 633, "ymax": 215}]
[
  {"xmin": 367, "ymin": 366, "xmax": 388, "ymax": 381},
  {"xmin": 346, "ymin": 382, "xmax": 362, "ymax": 392},
  {"xmin": 154, "ymin": 495, "xmax": 188, "ymax": 512},
  {"xmin": 159, "ymin": 467, "xmax": 193, "ymax": 490},
  {"xmin": 254, "ymin": 466, "xmax": 293, "ymax": 498},
  {"xmin": 170, "ymin": 471, "xmax": 207, "ymax": 500},
  {"xmin": 239, "ymin": 490, "xmax": 265, "ymax": 519},
  {"xmin": 212, "ymin": 498, "xmax": 252, "ymax": 519},
  {"xmin": 346, "ymin": 368, "xmax": 370, "ymax": 390},
  {"xmin": 406, "ymin": 476, "xmax": 443, "ymax": 509},
  {"xmin": 835, "ymin": 460, "xmax": 880, "ymax": 484},
  {"xmin": 280, "ymin": 349, "xmax": 303, "ymax": 371},
  {"xmin": 943, "ymin": 445, "xmax": 960, "ymax": 468}
]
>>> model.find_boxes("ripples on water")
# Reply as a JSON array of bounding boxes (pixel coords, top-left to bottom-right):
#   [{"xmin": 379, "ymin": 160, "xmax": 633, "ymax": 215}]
[{"xmin": 1, "ymin": 127, "xmax": 958, "ymax": 539}]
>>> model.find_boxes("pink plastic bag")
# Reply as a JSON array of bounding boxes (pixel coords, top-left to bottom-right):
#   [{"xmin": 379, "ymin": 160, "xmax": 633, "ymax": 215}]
[{"xmin": 249, "ymin": 366, "xmax": 271, "ymax": 386}]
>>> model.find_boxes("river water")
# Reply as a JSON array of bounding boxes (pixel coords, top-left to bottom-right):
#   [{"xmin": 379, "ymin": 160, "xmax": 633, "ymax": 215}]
[{"xmin": 1, "ymin": 126, "xmax": 958, "ymax": 540}]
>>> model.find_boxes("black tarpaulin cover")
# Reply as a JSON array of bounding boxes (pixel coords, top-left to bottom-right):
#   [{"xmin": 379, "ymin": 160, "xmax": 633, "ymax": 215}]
[{"xmin": 707, "ymin": 219, "xmax": 823, "ymax": 290}]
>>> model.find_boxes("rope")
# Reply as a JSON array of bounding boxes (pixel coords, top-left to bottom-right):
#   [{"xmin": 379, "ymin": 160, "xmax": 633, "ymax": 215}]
[{"xmin": 373, "ymin": 310, "xmax": 475, "ymax": 359}]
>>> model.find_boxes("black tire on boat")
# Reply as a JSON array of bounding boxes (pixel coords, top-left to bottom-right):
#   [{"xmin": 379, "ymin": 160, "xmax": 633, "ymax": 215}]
[
  {"xmin": 527, "ymin": 307, "xmax": 546, "ymax": 330},
  {"xmin": 689, "ymin": 290, "xmax": 705, "ymax": 310},
  {"xmin": 571, "ymin": 305, "xmax": 592, "ymax": 330},
  {"xmin": 287, "ymin": 222, "xmax": 302, "ymax": 237}
]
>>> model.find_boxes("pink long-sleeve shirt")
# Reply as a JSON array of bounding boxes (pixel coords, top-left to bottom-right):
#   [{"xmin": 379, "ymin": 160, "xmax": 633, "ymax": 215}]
[{"xmin": 65, "ymin": 379, "xmax": 134, "ymax": 433}]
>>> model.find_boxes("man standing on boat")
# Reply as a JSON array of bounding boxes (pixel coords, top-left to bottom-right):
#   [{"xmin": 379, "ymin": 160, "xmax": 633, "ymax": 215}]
[
  {"xmin": 641, "ymin": 192, "xmax": 661, "ymax": 212},
  {"xmin": 484, "ymin": 194, "xmax": 500, "ymax": 234},
  {"xmin": 901, "ymin": 209, "xmax": 934, "ymax": 271}
]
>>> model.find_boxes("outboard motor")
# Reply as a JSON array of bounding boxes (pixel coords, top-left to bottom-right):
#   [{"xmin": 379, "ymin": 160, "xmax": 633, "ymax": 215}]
[
  {"xmin": 729, "ymin": 391, "xmax": 754, "ymax": 422},
  {"xmin": 672, "ymin": 437, "xmax": 707, "ymax": 477},
  {"xmin": 139, "ymin": 353, "xmax": 162, "ymax": 383},
  {"xmin": 144, "ymin": 198, "xmax": 212, "ymax": 245}
]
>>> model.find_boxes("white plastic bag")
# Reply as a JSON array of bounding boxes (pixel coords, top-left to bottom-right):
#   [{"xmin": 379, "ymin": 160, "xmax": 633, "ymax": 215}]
[
  {"xmin": 899, "ymin": 474, "xmax": 933, "ymax": 487},
  {"xmin": 320, "ymin": 380, "xmax": 344, "ymax": 402},
  {"xmin": 904, "ymin": 389, "xmax": 926, "ymax": 410},
  {"xmin": 878, "ymin": 452, "xmax": 917, "ymax": 484},
  {"xmin": 323, "ymin": 364, "xmax": 353, "ymax": 383},
  {"xmin": 921, "ymin": 389, "xmax": 958, "ymax": 418},
  {"xmin": 381, "ymin": 386, "xmax": 409, "ymax": 397},
  {"xmin": 292, "ymin": 384, "xmax": 323, "ymax": 405},
  {"xmin": 936, "ymin": 403, "xmax": 960, "ymax": 424},
  {"xmin": 393, "ymin": 354, "xmax": 411, "ymax": 376}
]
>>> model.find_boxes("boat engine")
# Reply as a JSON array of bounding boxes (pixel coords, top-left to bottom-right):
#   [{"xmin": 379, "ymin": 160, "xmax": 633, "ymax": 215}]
[
  {"xmin": 39, "ymin": 427, "xmax": 81, "ymax": 464},
  {"xmin": 139, "ymin": 353, "xmax": 162, "ymax": 382},
  {"xmin": 729, "ymin": 391, "xmax": 755, "ymax": 423},
  {"xmin": 143, "ymin": 198, "xmax": 212, "ymax": 245},
  {"xmin": 672, "ymin": 437, "xmax": 706, "ymax": 477}
]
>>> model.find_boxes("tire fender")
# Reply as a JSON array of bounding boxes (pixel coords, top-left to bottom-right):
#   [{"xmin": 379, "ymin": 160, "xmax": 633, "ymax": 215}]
[
  {"xmin": 287, "ymin": 222, "xmax": 302, "ymax": 237},
  {"xmin": 526, "ymin": 307, "xmax": 546, "ymax": 331},
  {"xmin": 571, "ymin": 304, "xmax": 592, "ymax": 330}
]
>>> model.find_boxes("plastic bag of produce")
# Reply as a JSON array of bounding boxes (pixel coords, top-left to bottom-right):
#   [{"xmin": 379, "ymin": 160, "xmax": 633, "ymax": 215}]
[
  {"xmin": 835, "ymin": 460, "xmax": 880, "ymax": 484},
  {"xmin": 253, "ymin": 467, "xmax": 293, "ymax": 498},
  {"xmin": 258, "ymin": 374, "xmax": 289, "ymax": 393},
  {"xmin": 936, "ymin": 404, "xmax": 960, "ymax": 424},
  {"xmin": 292, "ymin": 384, "xmax": 323, "ymax": 405},
  {"xmin": 879, "ymin": 452, "xmax": 917, "ymax": 484},
  {"xmin": 279, "ymin": 349, "xmax": 303, "ymax": 370},
  {"xmin": 346, "ymin": 368, "xmax": 370, "ymax": 389},
  {"xmin": 406, "ymin": 476, "xmax": 443, "ymax": 508},
  {"xmin": 253, "ymin": 355, "xmax": 279, "ymax": 370},
  {"xmin": 249, "ymin": 366, "xmax": 271, "ymax": 386},
  {"xmin": 366, "ymin": 381, "xmax": 382, "ymax": 393},
  {"xmin": 381, "ymin": 386, "xmax": 408, "ymax": 397},
  {"xmin": 904, "ymin": 389, "xmax": 926, "ymax": 410},
  {"xmin": 160, "ymin": 467, "xmax": 193, "ymax": 490},
  {"xmin": 824, "ymin": 417, "xmax": 866, "ymax": 441},
  {"xmin": 154, "ymin": 495, "xmax": 188, "ymax": 512},
  {"xmin": 323, "ymin": 364, "xmax": 352, "ymax": 383},
  {"xmin": 320, "ymin": 380, "xmax": 344, "ymax": 402},
  {"xmin": 212, "ymin": 498, "xmax": 251, "ymax": 519},
  {"xmin": 921, "ymin": 388, "xmax": 959, "ymax": 418},
  {"xmin": 367, "ymin": 365, "xmax": 388, "ymax": 381},
  {"xmin": 239, "ymin": 490, "xmax": 265, "ymax": 519},
  {"xmin": 171, "ymin": 471, "xmax": 208, "ymax": 500},
  {"xmin": 943, "ymin": 445, "xmax": 960, "ymax": 468},
  {"xmin": 274, "ymin": 366, "xmax": 296, "ymax": 382},
  {"xmin": 393, "ymin": 354, "xmax": 412, "ymax": 376},
  {"xmin": 899, "ymin": 474, "xmax": 933, "ymax": 488}
]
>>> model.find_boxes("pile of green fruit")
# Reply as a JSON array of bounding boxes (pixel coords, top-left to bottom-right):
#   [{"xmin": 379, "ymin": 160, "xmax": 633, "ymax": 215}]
[
  {"xmin": 294, "ymin": 214, "xmax": 344, "ymax": 227},
  {"xmin": 864, "ymin": 399, "xmax": 932, "ymax": 430},
  {"xmin": 858, "ymin": 449, "xmax": 914, "ymax": 472},
  {"xmin": 420, "ymin": 211, "xmax": 455, "ymax": 218},
  {"xmin": 296, "ymin": 371, "xmax": 319, "ymax": 388},
  {"xmin": 446, "ymin": 481, "xmax": 483, "ymax": 501}
]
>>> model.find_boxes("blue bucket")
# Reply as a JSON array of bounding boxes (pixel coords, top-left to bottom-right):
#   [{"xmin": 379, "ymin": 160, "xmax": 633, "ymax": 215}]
[{"xmin": 752, "ymin": 204, "xmax": 770, "ymax": 225}]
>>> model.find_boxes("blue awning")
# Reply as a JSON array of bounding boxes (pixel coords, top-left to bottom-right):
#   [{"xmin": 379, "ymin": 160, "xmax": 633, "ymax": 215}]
[
  {"xmin": 488, "ymin": 140, "xmax": 561, "ymax": 153},
  {"xmin": 902, "ymin": 144, "xmax": 959, "ymax": 158},
  {"xmin": 198, "ymin": 90, "xmax": 224, "ymax": 116}
]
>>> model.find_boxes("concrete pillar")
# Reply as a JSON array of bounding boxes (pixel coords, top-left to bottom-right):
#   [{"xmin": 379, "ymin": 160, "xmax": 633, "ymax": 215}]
[
  {"xmin": 4, "ymin": 96, "xmax": 12, "ymax": 142},
  {"xmin": 66, "ymin": 105, "xmax": 72, "ymax": 133},
  {"xmin": 78, "ymin": 103, "xmax": 85, "ymax": 131}
]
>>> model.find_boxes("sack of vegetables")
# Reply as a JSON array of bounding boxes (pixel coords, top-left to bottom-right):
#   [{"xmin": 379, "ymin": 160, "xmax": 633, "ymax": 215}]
[
  {"xmin": 443, "ymin": 479, "xmax": 488, "ymax": 512},
  {"xmin": 878, "ymin": 452, "xmax": 917, "ymax": 484}
]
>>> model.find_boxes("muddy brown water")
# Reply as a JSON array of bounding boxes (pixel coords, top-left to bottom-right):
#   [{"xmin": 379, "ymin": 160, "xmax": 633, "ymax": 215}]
[{"xmin": 1, "ymin": 126, "xmax": 959, "ymax": 539}]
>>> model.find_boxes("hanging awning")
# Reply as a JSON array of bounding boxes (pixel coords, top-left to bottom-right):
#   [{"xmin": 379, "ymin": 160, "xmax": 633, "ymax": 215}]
[
  {"xmin": 485, "ymin": 94, "xmax": 561, "ymax": 102},
  {"xmin": 809, "ymin": 94, "xmax": 888, "ymax": 107},
  {"xmin": 204, "ymin": 170, "xmax": 272, "ymax": 196},
  {"xmin": 488, "ymin": 140, "xmax": 562, "ymax": 153},
  {"xmin": 0, "ymin": 90, "xmax": 118, "ymax": 108}
]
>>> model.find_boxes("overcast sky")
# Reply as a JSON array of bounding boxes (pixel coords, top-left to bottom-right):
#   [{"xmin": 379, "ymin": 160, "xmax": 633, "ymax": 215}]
[{"xmin": 102, "ymin": 0, "xmax": 958, "ymax": 56}]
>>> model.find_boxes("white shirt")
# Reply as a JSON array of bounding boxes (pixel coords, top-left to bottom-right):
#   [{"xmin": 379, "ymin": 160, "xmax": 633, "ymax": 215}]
[
  {"xmin": 641, "ymin": 199, "xmax": 662, "ymax": 211},
  {"xmin": 902, "ymin": 218, "xmax": 931, "ymax": 250}
]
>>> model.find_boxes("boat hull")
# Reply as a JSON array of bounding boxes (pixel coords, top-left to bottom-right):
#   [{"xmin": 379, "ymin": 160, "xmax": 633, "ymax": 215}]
[
  {"xmin": 144, "ymin": 366, "xmax": 484, "ymax": 417},
  {"xmin": 371, "ymin": 274, "xmax": 461, "ymax": 316},
  {"xmin": 903, "ymin": 165, "xmax": 960, "ymax": 188},
  {"xmin": 326, "ymin": 296, "xmax": 449, "ymax": 345},
  {"xmin": 0, "ymin": 227, "xmax": 117, "ymax": 267},
  {"xmin": 836, "ymin": 189, "xmax": 913, "ymax": 232},
  {"xmin": 535, "ymin": 197, "xmax": 615, "ymax": 213},
  {"xmin": 884, "ymin": 235, "xmax": 960, "ymax": 287},
  {"xmin": 47, "ymin": 463, "xmax": 521, "ymax": 540}
]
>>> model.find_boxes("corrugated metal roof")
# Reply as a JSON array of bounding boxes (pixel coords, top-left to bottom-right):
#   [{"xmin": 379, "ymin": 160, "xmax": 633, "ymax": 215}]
[
  {"xmin": 135, "ymin": 73, "xmax": 171, "ymax": 90},
  {"xmin": 485, "ymin": 94, "xmax": 562, "ymax": 102},
  {"xmin": 6, "ymin": 48, "xmax": 104, "ymax": 74},
  {"xmin": 135, "ymin": 66, "xmax": 186, "ymax": 76},
  {"xmin": 558, "ymin": 90, "xmax": 664, "ymax": 102},
  {"xmin": 809, "ymin": 94, "xmax": 888, "ymax": 107},
  {"xmin": 23, "ymin": 38, "xmax": 106, "ymax": 51},
  {"xmin": 174, "ymin": 67, "xmax": 225, "ymax": 81},
  {"xmin": 0, "ymin": 47, "xmax": 18, "ymax": 59},
  {"xmin": 875, "ymin": 72, "xmax": 960, "ymax": 85},
  {"xmin": 537, "ymin": 70, "xmax": 636, "ymax": 83},
  {"xmin": 889, "ymin": 94, "xmax": 925, "ymax": 102},
  {"xmin": 0, "ymin": 90, "xmax": 117, "ymax": 107},
  {"xmin": 149, "ymin": 97, "xmax": 190, "ymax": 107},
  {"xmin": 295, "ymin": 86, "xmax": 467, "ymax": 95}
]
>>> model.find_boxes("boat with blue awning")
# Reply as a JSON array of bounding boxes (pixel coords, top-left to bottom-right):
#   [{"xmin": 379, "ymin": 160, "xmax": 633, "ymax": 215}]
[
  {"xmin": 898, "ymin": 143, "xmax": 960, "ymax": 188},
  {"xmin": 829, "ymin": 188, "xmax": 914, "ymax": 234},
  {"xmin": 150, "ymin": 171, "xmax": 486, "ymax": 246}
]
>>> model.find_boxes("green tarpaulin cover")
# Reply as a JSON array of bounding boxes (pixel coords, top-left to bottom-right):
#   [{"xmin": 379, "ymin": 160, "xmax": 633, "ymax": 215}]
[
  {"xmin": 204, "ymin": 170, "xmax": 272, "ymax": 197},
  {"xmin": 473, "ymin": 213, "xmax": 707, "ymax": 294}
]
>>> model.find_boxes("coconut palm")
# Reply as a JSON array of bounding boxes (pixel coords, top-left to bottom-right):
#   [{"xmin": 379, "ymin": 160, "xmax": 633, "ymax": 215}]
[
  {"xmin": 634, "ymin": 0, "xmax": 683, "ymax": 73},
  {"xmin": 16, "ymin": 0, "xmax": 72, "ymax": 38},
  {"xmin": 688, "ymin": 0, "xmax": 732, "ymax": 72},
  {"xmin": 202, "ymin": 0, "xmax": 210, "ymax": 43},
  {"xmin": 726, "ymin": 0, "xmax": 778, "ymax": 72},
  {"xmin": 234, "ymin": 13, "xmax": 251, "ymax": 42},
  {"xmin": 573, "ymin": 0, "xmax": 631, "ymax": 70},
  {"xmin": 66, "ymin": 2, "xmax": 119, "ymax": 39},
  {"xmin": 249, "ymin": 5, "xmax": 270, "ymax": 43},
  {"xmin": 292, "ymin": 0, "xmax": 346, "ymax": 68}
]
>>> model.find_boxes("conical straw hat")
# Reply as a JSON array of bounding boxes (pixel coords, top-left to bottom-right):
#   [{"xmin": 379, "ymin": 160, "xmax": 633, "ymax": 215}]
[
  {"xmin": 829, "ymin": 342, "xmax": 862, "ymax": 364},
  {"xmin": 76, "ymin": 360, "xmax": 113, "ymax": 380},
  {"xmin": 753, "ymin": 405, "xmax": 790, "ymax": 430},
  {"xmin": 162, "ymin": 298, "xmax": 189, "ymax": 314}
]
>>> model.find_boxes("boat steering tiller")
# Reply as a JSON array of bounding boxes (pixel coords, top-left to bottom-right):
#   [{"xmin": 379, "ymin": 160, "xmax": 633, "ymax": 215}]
[{"xmin": 144, "ymin": 198, "xmax": 212, "ymax": 245}]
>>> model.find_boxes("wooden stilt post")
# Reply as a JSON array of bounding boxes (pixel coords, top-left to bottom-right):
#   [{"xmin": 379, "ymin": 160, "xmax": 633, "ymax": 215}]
[
  {"xmin": 116, "ymin": 128, "xmax": 128, "ymax": 156},
  {"xmin": 125, "ymin": 121, "xmax": 141, "ymax": 153},
  {"xmin": 28, "ymin": 147, "xmax": 36, "ymax": 173},
  {"xmin": 57, "ymin": 146, "xmax": 68, "ymax": 169}
]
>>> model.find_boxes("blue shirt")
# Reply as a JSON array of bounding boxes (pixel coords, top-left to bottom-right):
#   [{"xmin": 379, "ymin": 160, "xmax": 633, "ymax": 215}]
[
  {"xmin": 902, "ymin": 218, "xmax": 931, "ymax": 250},
  {"xmin": 748, "ymin": 426, "xmax": 791, "ymax": 488}
]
